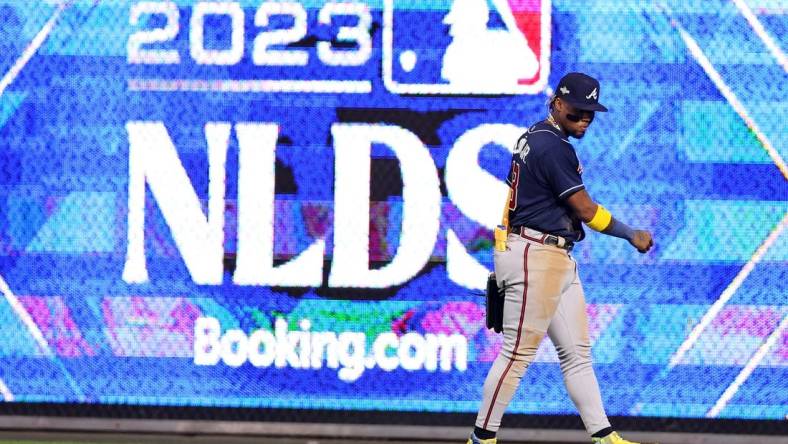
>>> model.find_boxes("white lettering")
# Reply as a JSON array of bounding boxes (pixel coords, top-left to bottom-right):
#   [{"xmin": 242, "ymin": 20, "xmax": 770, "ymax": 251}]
[
  {"xmin": 275, "ymin": 317, "xmax": 300, "ymax": 368},
  {"xmin": 190, "ymin": 1, "xmax": 245, "ymax": 65},
  {"xmin": 398, "ymin": 332, "xmax": 427, "ymax": 371},
  {"xmin": 248, "ymin": 328, "xmax": 276, "ymax": 367},
  {"xmin": 373, "ymin": 332, "xmax": 399, "ymax": 371},
  {"xmin": 437, "ymin": 333, "xmax": 468, "ymax": 371},
  {"xmin": 124, "ymin": 122, "xmax": 228, "ymax": 284},
  {"xmin": 194, "ymin": 317, "xmax": 221, "ymax": 365},
  {"xmin": 444, "ymin": 124, "xmax": 523, "ymax": 289},
  {"xmin": 126, "ymin": 121, "xmax": 517, "ymax": 291},
  {"xmin": 233, "ymin": 123, "xmax": 325, "ymax": 286},
  {"xmin": 193, "ymin": 317, "xmax": 468, "ymax": 381},
  {"xmin": 311, "ymin": 331, "xmax": 339, "ymax": 369},
  {"xmin": 337, "ymin": 332, "xmax": 366, "ymax": 382},
  {"xmin": 329, "ymin": 124, "xmax": 441, "ymax": 288},
  {"xmin": 220, "ymin": 329, "xmax": 248, "ymax": 367}
]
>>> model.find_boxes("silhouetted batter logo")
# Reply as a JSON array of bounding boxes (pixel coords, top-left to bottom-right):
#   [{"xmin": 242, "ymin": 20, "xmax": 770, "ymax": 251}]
[{"xmin": 384, "ymin": 0, "xmax": 551, "ymax": 95}]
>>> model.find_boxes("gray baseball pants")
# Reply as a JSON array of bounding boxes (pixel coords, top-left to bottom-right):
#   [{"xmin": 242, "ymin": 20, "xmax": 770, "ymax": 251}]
[{"xmin": 475, "ymin": 231, "xmax": 612, "ymax": 435}]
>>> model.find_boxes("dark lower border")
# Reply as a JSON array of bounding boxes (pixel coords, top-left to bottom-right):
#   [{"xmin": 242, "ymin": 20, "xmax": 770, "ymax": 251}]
[{"xmin": 0, "ymin": 403, "xmax": 785, "ymax": 436}]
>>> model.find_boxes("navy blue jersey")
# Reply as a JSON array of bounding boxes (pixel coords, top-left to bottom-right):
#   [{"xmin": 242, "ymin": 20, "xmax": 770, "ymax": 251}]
[{"xmin": 506, "ymin": 120, "xmax": 586, "ymax": 242}]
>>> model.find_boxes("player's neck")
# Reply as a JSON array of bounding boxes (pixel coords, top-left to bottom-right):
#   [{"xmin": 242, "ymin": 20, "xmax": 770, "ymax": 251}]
[{"xmin": 546, "ymin": 112, "xmax": 565, "ymax": 135}]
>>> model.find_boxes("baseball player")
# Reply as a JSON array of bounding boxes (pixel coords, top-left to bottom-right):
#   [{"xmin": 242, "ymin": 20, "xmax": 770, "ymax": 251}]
[{"xmin": 467, "ymin": 73, "xmax": 654, "ymax": 444}]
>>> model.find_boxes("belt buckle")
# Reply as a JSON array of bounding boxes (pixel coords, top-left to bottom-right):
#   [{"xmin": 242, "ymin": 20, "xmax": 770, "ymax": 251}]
[{"xmin": 546, "ymin": 234, "xmax": 572, "ymax": 251}]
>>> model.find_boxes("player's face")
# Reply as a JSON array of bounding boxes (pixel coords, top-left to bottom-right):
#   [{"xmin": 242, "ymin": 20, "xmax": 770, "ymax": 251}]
[{"xmin": 555, "ymin": 99, "xmax": 595, "ymax": 139}]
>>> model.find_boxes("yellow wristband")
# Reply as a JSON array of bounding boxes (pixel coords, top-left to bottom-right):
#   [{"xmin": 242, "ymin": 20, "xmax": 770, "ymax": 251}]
[{"xmin": 587, "ymin": 205, "xmax": 612, "ymax": 231}]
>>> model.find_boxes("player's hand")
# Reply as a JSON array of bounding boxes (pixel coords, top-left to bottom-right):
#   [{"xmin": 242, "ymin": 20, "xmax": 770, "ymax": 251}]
[{"xmin": 630, "ymin": 230, "xmax": 653, "ymax": 253}]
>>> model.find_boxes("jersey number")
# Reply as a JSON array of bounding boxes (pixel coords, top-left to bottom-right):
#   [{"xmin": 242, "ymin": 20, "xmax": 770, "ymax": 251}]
[{"xmin": 508, "ymin": 161, "xmax": 520, "ymax": 211}]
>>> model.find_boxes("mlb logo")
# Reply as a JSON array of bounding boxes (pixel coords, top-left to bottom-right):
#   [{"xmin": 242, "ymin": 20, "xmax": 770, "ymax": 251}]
[{"xmin": 383, "ymin": 0, "xmax": 551, "ymax": 95}]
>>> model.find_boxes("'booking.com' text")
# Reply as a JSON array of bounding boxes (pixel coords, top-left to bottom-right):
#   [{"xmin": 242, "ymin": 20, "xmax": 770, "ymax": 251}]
[{"xmin": 194, "ymin": 317, "xmax": 468, "ymax": 382}]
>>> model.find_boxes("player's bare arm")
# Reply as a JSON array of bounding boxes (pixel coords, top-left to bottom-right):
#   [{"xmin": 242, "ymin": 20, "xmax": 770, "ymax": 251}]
[{"xmin": 565, "ymin": 189, "xmax": 653, "ymax": 253}]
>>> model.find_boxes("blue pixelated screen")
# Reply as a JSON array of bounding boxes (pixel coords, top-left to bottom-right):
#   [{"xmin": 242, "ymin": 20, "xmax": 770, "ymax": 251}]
[{"xmin": 0, "ymin": 0, "xmax": 786, "ymax": 422}]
